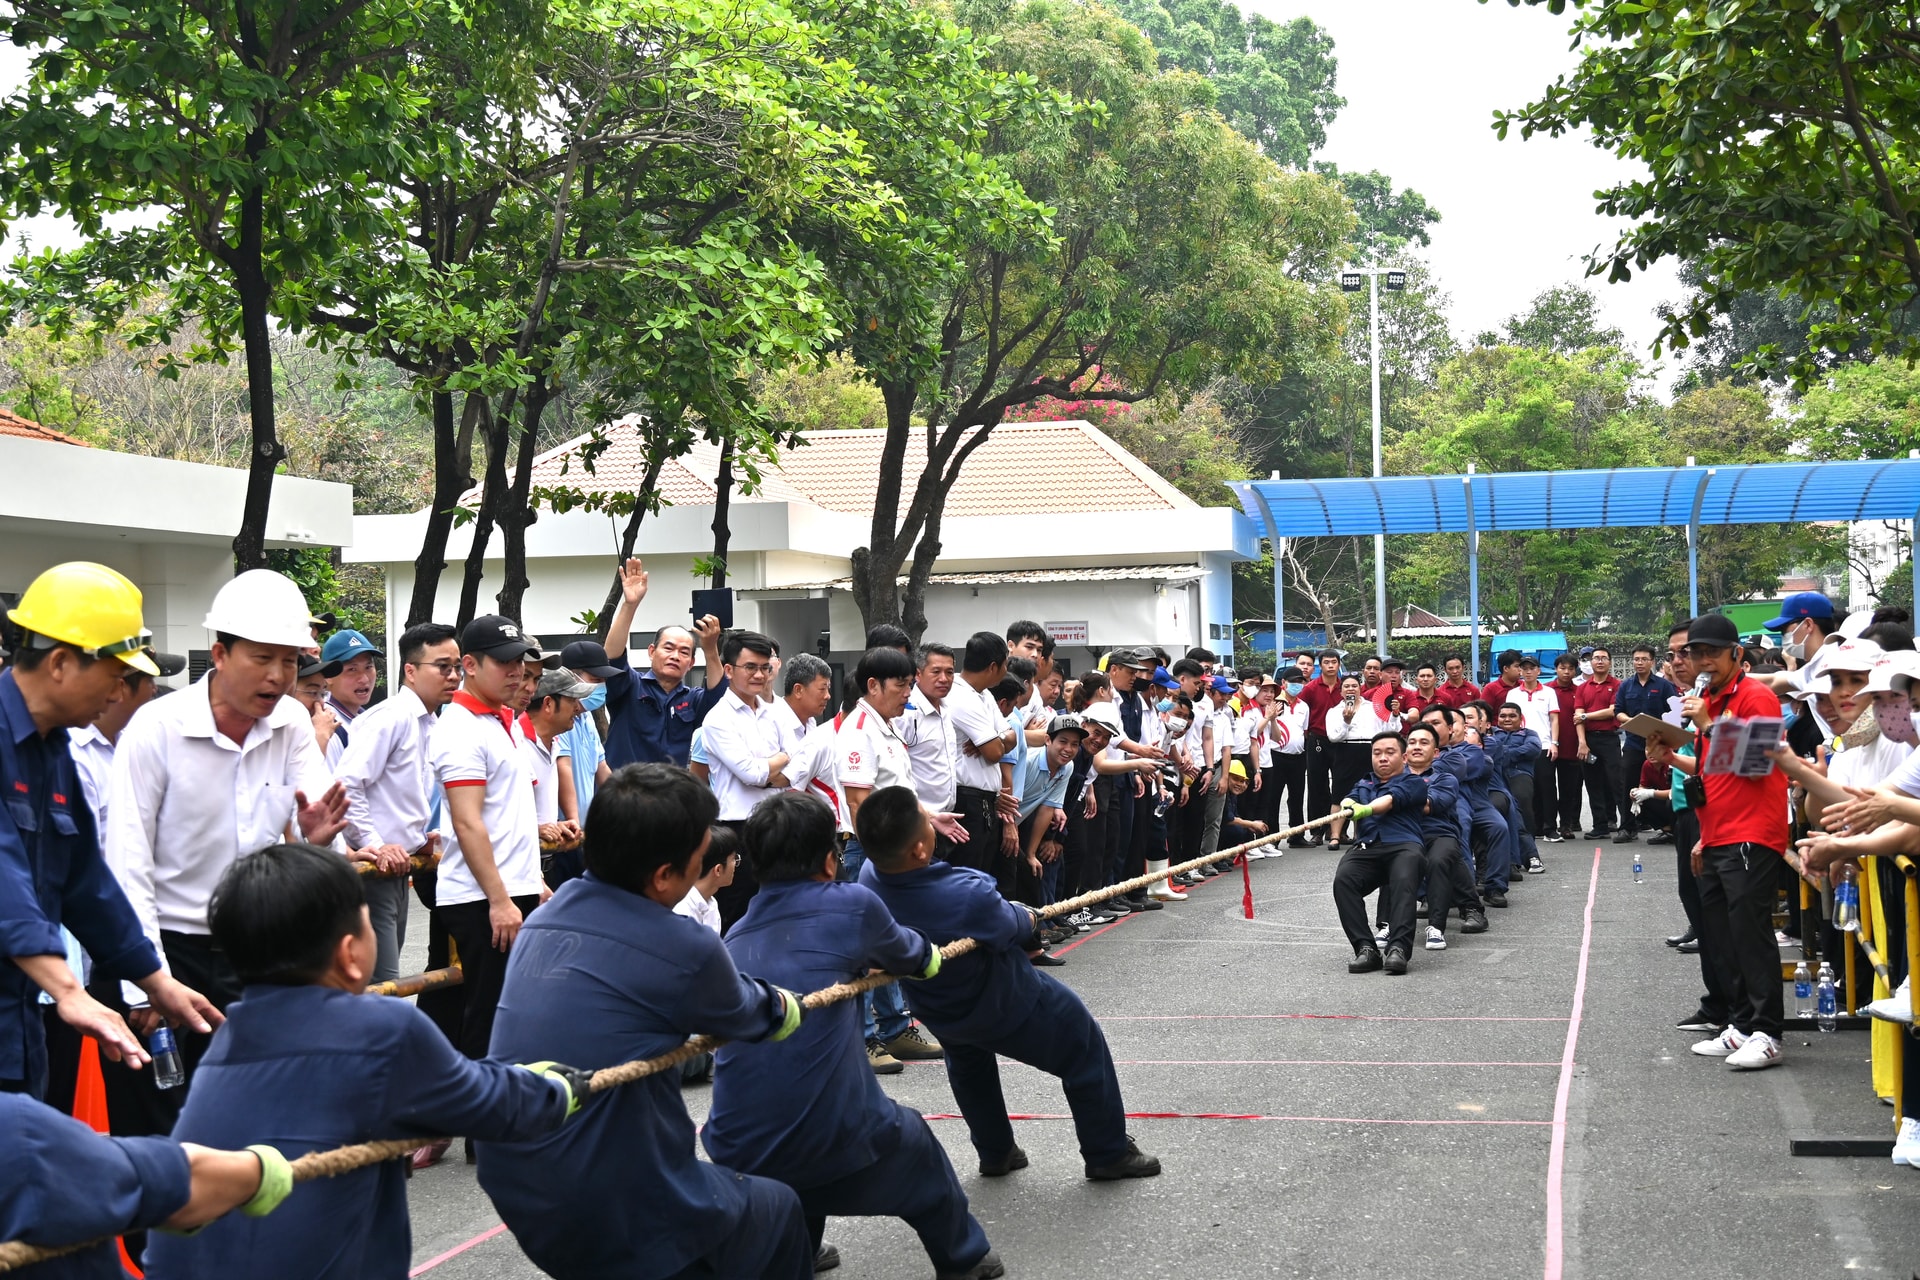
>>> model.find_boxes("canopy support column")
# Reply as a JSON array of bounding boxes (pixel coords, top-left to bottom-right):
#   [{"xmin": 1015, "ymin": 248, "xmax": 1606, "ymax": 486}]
[
  {"xmin": 1247, "ymin": 484, "xmax": 1285, "ymax": 663},
  {"xmin": 1686, "ymin": 462, "xmax": 1715, "ymax": 619},
  {"xmin": 1466, "ymin": 465, "xmax": 1480, "ymax": 684}
]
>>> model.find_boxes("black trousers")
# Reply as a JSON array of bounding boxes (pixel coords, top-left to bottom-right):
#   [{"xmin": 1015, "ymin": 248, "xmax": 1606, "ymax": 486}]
[
  {"xmin": 93, "ymin": 931, "xmax": 244, "ymax": 1139},
  {"xmin": 1066, "ymin": 783, "xmax": 1106, "ymax": 898},
  {"xmin": 1531, "ymin": 757, "xmax": 1557, "ymax": 837},
  {"xmin": 419, "ymin": 894, "xmax": 542, "ymax": 1060},
  {"xmin": 1505, "ymin": 770, "xmax": 1536, "ymax": 837},
  {"xmin": 1695, "ymin": 840, "xmax": 1783, "ymax": 1037},
  {"xmin": 1329, "ymin": 743, "xmax": 1371, "ymax": 819},
  {"xmin": 1270, "ymin": 752, "xmax": 1307, "ymax": 838},
  {"xmin": 1554, "ymin": 758, "xmax": 1584, "ymax": 832},
  {"xmin": 1174, "ymin": 790, "xmax": 1208, "ymax": 864},
  {"xmin": 1583, "ymin": 730, "xmax": 1622, "ymax": 832},
  {"xmin": 1333, "ymin": 841, "xmax": 1424, "ymax": 954},
  {"xmin": 1305, "ymin": 736, "xmax": 1333, "ymax": 830},
  {"xmin": 1620, "ymin": 741, "xmax": 1649, "ymax": 832},
  {"xmin": 953, "ymin": 787, "xmax": 1002, "ymax": 877},
  {"xmin": 712, "ymin": 819, "xmax": 759, "ymax": 932}
]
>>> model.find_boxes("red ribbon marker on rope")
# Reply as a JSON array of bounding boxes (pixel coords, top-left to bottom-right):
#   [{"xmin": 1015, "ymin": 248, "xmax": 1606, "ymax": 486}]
[{"xmin": 1237, "ymin": 851, "xmax": 1255, "ymax": 919}]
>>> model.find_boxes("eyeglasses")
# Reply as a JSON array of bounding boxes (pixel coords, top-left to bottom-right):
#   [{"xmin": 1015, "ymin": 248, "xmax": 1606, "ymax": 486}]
[
  {"xmin": 1680, "ymin": 643, "xmax": 1732, "ymax": 659},
  {"xmin": 730, "ymin": 662, "xmax": 773, "ymax": 676},
  {"xmin": 412, "ymin": 660, "xmax": 461, "ymax": 676}
]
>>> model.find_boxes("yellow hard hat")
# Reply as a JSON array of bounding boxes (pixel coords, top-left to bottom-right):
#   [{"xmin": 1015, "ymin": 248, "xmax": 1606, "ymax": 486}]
[{"xmin": 8, "ymin": 562, "xmax": 160, "ymax": 676}]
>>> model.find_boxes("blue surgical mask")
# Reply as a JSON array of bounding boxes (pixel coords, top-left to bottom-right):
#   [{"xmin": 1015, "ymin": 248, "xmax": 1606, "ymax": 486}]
[
  {"xmin": 579, "ymin": 684, "xmax": 608, "ymax": 712},
  {"xmin": 1155, "ymin": 698, "xmax": 1174, "ymax": 713},
  {"xmin": 1286, "ymin": 682, "xmax": 1303, "ymax": 696}
]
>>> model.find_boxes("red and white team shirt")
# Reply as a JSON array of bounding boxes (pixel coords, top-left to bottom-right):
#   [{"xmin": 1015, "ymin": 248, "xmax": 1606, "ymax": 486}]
[{"xmin": 429, "ymin": 691, "xmax": 543, "ymax": 906}]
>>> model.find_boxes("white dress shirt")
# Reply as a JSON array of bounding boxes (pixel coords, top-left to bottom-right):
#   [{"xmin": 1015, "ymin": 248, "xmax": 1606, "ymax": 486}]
[
  {"xmin": 674, "ymin": 886, "xmax": 723, "ymax": 934},
  {"xmin": 897, "ymin": 689, "xmax": 958, "ymax": 809},
  {"xmin": 334, "ymin": 685, "xmax": 438, "ymax": 851},
  {"xmin": 701, "ymin": 688, "xmax": 790, "ymax": 821},
  {"xmin": 104, "ymin": 674, "xmax": 333, "ymax": 997},
  {"xmin": 68, "ymin": 724, "xmax": 115, "ymax": 838},
  {"xmin": 946, "ymin": 680, "xmax": 1008, "ymax": 793}
]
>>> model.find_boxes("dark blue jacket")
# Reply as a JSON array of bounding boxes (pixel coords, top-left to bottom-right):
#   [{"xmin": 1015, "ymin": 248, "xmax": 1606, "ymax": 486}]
[
  {"xmin": 479, "ymin": 873, "xmax": 790, "ymax": 1280},
  {"xmin": 857, "ymin": 861, "xmax": 1041, "ymax": 1042},
  {"xmin": 1485, "ymin": 727, "xmax": 1542, "ymax": 779},
  {"xmin": 603, "ymin": 656, "xmax": 727, "ymax": 768},
  {"xmin": 0, "ymin": 669, "xmax": 159, "ymax": 1091},
  {"xmin": 1614, "ymin": 672, "xmax": 1679, "ymax": 722},
  {"xmin": 1346, "ymin": 771, "xmax": 1428, "ymax": 846},
  {"xmin": 1409, "ymin": 766, "xmax": 1464, "ymax": 844},
  {"xmin": 704, "ymin": 879, "xmax": 934, "ymax": 1187},
  {"xmin": 145, "ymin": 985, "xmax": 568, "ymax": 1280},
  {"xmin": 2, "ymin": 1092, "xmax": 188, "ymax": 1280}
]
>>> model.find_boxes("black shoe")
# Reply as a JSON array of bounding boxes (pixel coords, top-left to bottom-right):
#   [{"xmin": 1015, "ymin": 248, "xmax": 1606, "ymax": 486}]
[
  {"xmin": 1461, "ymin": 910, "xmax": 1490, "ymax": 934},
  {"xmin": 937, "ymin": 1250, "xmax": 1006, "ymax": 1280},
  {"xmin": 463, "ymin": 1136, "xmax": 476, "ymax": 1165},
  {"xmin": 1583, "ymin": 828, "xmax": 1610, "ymax": 839},
  {"xmin": 1509, "ymin": 863, "xmax": 1525, "ymax": 879},
  {"xmin": 979, "ymin": 1145, "xmax": 1029, "ymax": 1177},
  {"xmin": 1327, "ymin": 838, "xmax": 1344, "ymax": 851},
  {"xmin": 1031, "ymin": 951, "xmax": 1066, "ymax": 967},
  {"xmin": 815, "ymin": 1244, "xmax": 842, "ymax": 1274},
  {"xmin": 1665, "ymin": 929, "xmax": 1695, "ymax": 948},
  {"xmin": 1676, "ymin": 1011, "xmax": 1720, "ymax": 1032},
  {"xmin": 1349, "ymin": 945, "xmax": 1384, "ymax": 973},
  {"xmin": 1483, "ymin": 890, "xmax": 1509, "ymax": 908},
  {"xmin": 1614, "ymin": 829, "xmax": 1636, "ymax": 843},
  {"xmin": 1677, "ymin": 937, "xmax": 1700, "ymax": 954},
  {"xmin": 1086, "ymin": 1138, "xmax": 1161, "ymax": 1180},
  {"xmin": 1131, "ymin": 897, "xmax": 1164, "ymax": 911},
  {"xmin": 1647, "ymin": 831, "xmax": 1673, "ymax": 845},
  {"xmin": 1105, "ymin": 898, "xmax": 1133, "ymax": 916},
  {"xmin": 1288, "ymin": 837, "xmax": 1311, "ymax": 849},
  {"xmin": 1383, "ymin": 945, "xmax": 1410, "ymax": 975}
]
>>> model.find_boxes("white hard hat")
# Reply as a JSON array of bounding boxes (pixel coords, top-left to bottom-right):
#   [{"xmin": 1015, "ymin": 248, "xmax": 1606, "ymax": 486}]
[{"xmin": 204, "ymin": 569, "xmax": 319, "ymax": 649}]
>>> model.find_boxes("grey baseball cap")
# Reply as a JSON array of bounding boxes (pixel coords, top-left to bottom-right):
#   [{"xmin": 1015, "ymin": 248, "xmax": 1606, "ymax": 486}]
[{"xmin": 532, "ymin": 666, "xmax": 596, "ymax": 702}]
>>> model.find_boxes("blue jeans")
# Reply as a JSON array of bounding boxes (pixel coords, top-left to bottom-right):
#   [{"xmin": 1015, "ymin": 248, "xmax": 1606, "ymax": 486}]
[{"xmin": 840, "ymin": 838, "xmax": 912, "ymax": 1042}]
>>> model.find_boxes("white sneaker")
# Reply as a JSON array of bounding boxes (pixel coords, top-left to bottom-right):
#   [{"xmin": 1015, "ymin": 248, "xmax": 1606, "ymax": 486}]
[
  {"xmin": 1424, "ymin": 926, "xmax": 1447, "ymax": 951},
  {"xmin": 1068, "ymin": 910, "xmax": 1094, "ymax": 932},
  {"xmin": 1374, "ymin": 923, "xmax": 1391, "ymax": 945},
  {"xmin": 1726, "ymin": 1031, "xmax": 1784, "ymax": 1071},
  {"xmin": 1867, "ymin": 977, "xmax": 1914, "ymax": 1025},
  {"xmin": 1691, "ymin": 1026, "xmax": 1750, "ymax": 1058},
  {"xmin": 1893, "ymin": 1117, "xmax": 1920, "ymax": 1167}
]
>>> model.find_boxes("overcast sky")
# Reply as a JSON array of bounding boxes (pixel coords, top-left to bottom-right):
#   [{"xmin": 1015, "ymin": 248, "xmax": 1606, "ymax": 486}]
[{"xmin": 1247, "ymin": 0, "xmax": 1683, "ymax": 380}]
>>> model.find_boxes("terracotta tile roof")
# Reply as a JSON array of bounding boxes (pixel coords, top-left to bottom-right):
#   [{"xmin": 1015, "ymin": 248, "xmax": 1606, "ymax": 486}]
[
  {"xmin": 493, "ymin": 418, "xmax": 1196, "ymax": 517},
  {"xmin": 0, "ymin": 408, "xmax": 89, "ymax": 446}
]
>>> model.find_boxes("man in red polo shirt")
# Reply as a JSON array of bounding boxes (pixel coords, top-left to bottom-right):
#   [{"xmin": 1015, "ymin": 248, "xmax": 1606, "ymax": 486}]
[
  {"xmin": 1670, "ymin": 614, "xmax": 1791, "ymax": 1071},
  {"xmin": 1547, "ymin": 654, "xmax": 1584, "ymax": 839},
  {"xmin": 1406, "ymin": 662, "xmax": 1442, "ymax": 719},
  {"xmin": 1295, "ymin": 651, "xmax": 1346, "ymax": 841},
  {"xmin": 1573, "ymin": 645, "xmax": 1623, "ymax": 839},
  {"xmin": 1480, "ymin": 650, "xmax": 1525, "ymax": 709},
  {"xmin": 1432, "ymin": 655, "xmax": 1480, "ymax": 710}
]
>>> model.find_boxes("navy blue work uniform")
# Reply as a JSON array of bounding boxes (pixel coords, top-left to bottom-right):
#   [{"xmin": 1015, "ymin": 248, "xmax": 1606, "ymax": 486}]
[
  {"xmin": 602, "ymin": 656, "xmax": 727, "ymax": 769},
  {"xmin": 145, "ymin": 985, "xmax": 570, "ymax": 1280},
  {"xmin": 705, "ymin": 879, "xmax": 992, "ymax": 1274},
  {"xmin": 1612, "ymin": 673, "xmax": 1675, "ymax": 835},
  {"xmin": 479, "ymin": 874, "xmax": 811, "ymax": 1280},
  {"xmin": 1400, "ymin": 765, "xmax": 1473, "ymax": 933},
  {"xmin": 1333, "ymin": 770, "xmax": 1429, "ymax": 955},
  {"xmin": 858, "ymin": 860, "xmax": 1133, "ymax": 1169},
  {"xmin": 1435, "ymin": 741, "xmax": 1513, "ymax": 893},
  {"xmin": 1482, "ymin": 729, "xmax": 1542, "ymax": 871},
  {"xmin": 0, "ymin": 669, "xmax": 160, "ymax": 1098},
  {"xmin": 1, "ymin": 1092, "xmax": 189, "ymax": 1280}
]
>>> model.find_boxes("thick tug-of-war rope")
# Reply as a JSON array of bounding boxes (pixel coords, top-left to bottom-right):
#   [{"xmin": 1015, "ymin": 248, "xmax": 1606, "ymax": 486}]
[{"xmin": 0, "ymin": 813, "xmax": 1338, "ymax": 1273}]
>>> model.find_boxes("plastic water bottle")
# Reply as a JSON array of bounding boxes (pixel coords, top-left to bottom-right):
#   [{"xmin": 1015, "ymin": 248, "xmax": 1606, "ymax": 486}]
[
  {"xmin": 149, "ymin": 1025, "xmax": 185, "ymax": 1090},
  {"xmin": 1816, "ymin": 962, "xmax": 1838, "ymax": 1033},
  {"xmin": 1632, "ymin": 852, "xmax": 1643, "ymax": 884},
  {"xmin": 1834, "ymin": 862, "xmax": 1860, "ymax": 933},
  {"xmin": 1793, "ymin": 961, "xmax": 1813, "ymax": 1019}
]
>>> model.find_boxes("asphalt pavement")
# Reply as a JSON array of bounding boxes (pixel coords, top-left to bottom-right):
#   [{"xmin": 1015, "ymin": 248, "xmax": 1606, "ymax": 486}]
[{"xmin": 401, "ymin": 839, "xmax": 1920, "ymax": 1279}]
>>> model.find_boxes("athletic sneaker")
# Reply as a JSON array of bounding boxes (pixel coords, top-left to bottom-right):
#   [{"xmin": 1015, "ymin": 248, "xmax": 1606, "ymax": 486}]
[
  {"xmin": 1067, "ymin": 909, "xmax": 1094, "ymax": 931},
  {"xmin": 1526, "ymin": 856, "xmax": 1546, "ymax": 875},
  {"xmin": 1676, "ymin": 1010, "xmax": 1721, "ymax": 1033},
  {"xmin": 1425, "ymin": 926, "xmax": 1447, "ymax": 951},
  {"xmin": 1691, "ymin": 1026, "xmax": 1749, "ymax": 1058},
  {"xmin": 1867, "ymin": 977, "xmax": 1914, "ymax": 1024},
  {"xmin": 1374, "ymin": 922, "xmax": 1391, "ymax": 945},
  {"xmin": 1085, "ymin": 907, "xmax": 1118, "ymax": 925},
  {"xmin": 1893, "ymin": 1117, "xmax": 1920, "ymax": 1167},
  {"xmin": 1726, "ymin": 1031, "xmax": 1784, "ymax": 1070}
]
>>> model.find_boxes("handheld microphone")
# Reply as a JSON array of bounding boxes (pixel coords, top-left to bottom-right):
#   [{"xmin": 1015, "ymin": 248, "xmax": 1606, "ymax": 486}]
[{"xmin": 1692, "ymin": 672, "xmax": 1711, "ymax": 696}]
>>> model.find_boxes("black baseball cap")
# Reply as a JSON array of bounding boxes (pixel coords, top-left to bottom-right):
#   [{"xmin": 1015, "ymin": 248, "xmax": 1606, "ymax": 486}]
[
  {"xmin": 461, "ymin": 614, "xmax": 542, "ymax": 663},
  {"xmin": 298, "ymin": 652, "xmax": 335, "ymax": 679},
  {"xmin": 1686, "ymin": 613, "xmax": 1741, "ymax": 650},
  {"xmin": 559, "ymin": 639, "xmax": 621, "ymax": 679},
  {"xmin": 147, "ymin": 650, "xmax": 187, "ymax": 678}
]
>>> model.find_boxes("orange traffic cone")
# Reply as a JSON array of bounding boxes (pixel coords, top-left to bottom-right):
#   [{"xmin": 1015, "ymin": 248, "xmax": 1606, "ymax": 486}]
[{"xmin": 73, "ymin": 1038, "xmax": 144, "ymax": 1278}]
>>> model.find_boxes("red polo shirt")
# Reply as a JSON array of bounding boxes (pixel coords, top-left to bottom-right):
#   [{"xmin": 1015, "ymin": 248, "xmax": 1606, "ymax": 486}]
[
  {"xmin": 1548, "ymin": 679, "xmax": 1581, "ymax": 755},
  {"xmin": 1481, "ymin": 676, "xmax": 1522, "ymax": 708},
  {"xmin": 1432, "ymin": 679, "xmax": 1481, "ymax": 710},
  {"xmin": 1296, "ymin": 676, "xmax": 1345, "ymax": 739},
  {"xmin": 1574, "ymin": 676, "xmax": 1621, "ymax": 729},
  {"xmin": 1696, "ymin": 673, "xmax": 1790, "ymax": 849}
]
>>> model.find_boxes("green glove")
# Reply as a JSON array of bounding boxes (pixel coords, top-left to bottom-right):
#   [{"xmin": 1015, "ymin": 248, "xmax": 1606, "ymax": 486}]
[
  {"xmin": 770, "ymin": 987, "xmax": 804, "ymax": 1041},
  {"xmin": 1341, "ymin": 799, "xmax": 1374, "ymax": 821},
  {"xmin": 518, "ymin": 1061, "xmax": 595, "ymax": 1119},
  {"xmin": 912, "ymin": 943, "xmax": 943, "ymax": 981},
  {"xmin": 242, "ymin": 1145, "xmax": 293, "ymax": 1217}
]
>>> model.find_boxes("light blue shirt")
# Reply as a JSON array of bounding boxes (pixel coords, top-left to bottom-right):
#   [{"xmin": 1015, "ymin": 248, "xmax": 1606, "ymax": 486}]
[
  {"xmin": 1015, "ymin": 746, "xmax": 1071, "ymax": 822},
  {"xmin": 558, "ymin": 714, "xmax": 606, "ymax": 821}
]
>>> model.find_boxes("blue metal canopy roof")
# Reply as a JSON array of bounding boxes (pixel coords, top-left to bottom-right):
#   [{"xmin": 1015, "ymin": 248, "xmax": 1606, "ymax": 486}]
[{"xmin": 1227, "ymin": 458, "xmax": 1920, "ymax": 539}]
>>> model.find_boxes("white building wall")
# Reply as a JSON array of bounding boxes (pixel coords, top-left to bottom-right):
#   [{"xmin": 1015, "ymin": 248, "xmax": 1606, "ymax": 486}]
[{"xmin": 0, "ymin": 533, "xmax": 233, "ymax": 663}]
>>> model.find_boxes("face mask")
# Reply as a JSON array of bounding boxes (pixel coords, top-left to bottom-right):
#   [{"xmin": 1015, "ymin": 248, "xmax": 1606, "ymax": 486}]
[
  {"xmin": 1286, "ymin": 682, "xmax": 1304, "ymax": 696},
  {"xmin": 1783, "ymin": 621, "xmax": 1810, "ymax": 662},
  {"xmin": 1155, "ymin": 698, "xmax": 1174, "ymax": 714},
  {"xmin": 1579, "ymin": 661, "xmax": 1593, "ymax": 678},
  {"xmin": 1876, "ymin": 695, "xmax": 1918, "ymax": 746},
  {"xmin": 1166, "ymin": 716, "xmax": 1189, "ymax": 733},
  {"xmin": 579, "ymin": 684, "xmax": 608, "ymax": 712}
]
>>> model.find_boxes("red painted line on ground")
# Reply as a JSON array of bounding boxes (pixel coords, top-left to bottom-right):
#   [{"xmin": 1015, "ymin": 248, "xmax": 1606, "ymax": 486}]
[
  {"xmin": 923, "ymin": 1111, "xmax": 1551, "ymax": 1127},
  {"xmin": 410, "ymin": 1222, "xmax": 509, "ymax": 1277},
  {"xmin": 905, "ymin": 1057, "xmax": 1560, "ymax": 1067},
  {"xmin": 1099, "ymin": 1013, "xmax": 1570, "ymax": 1023},
  {"xmin": 1545, "ymin": 846, "xmax": 1603, "ymax": 1280}
]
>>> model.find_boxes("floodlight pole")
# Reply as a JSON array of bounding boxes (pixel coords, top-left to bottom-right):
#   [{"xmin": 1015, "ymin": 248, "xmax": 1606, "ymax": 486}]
[{"xmin": 1341, "ymin": 265, "xmax": 1404, "ymax": 658}]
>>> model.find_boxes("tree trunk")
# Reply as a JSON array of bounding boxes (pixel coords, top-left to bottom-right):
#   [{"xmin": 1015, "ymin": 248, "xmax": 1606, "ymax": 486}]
[
  {"xmin": 230, "ymin": 185, "xmax": 282, "ymax": 574},
  {"xmin": 593, "ymin": 450, "xmax": 671, "ymax": 646},
  {"xmin": 901, "ymin": 502, "xmax": 943, "ymax": 646},
  {"xmin": 494, "ymin": 372, "xmax": 551, "ymax": 622},
  {"xmin": 710, "ymin": 436, "xmax": 733, "ymax": 588},
  {"xmin": 407, "ymin": 383, "xmax": 470, "ymax": 626},
  {"xmin": 457, "ymin": 399, "xmax": 509, "ymax": 628},
  {"xmin": 850, "ymin": 380, "xmax": 918, "ymax": 636}
]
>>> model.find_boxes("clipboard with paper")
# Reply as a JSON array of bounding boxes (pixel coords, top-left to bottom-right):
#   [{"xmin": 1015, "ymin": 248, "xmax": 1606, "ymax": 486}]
[{"xmin": 1621, "ymin": 713, "xmax": 1695, "ymax": 750}]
